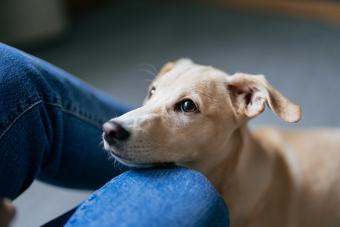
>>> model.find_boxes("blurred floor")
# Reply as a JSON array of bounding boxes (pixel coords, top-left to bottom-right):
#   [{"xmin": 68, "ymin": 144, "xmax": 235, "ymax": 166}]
[{"xmin": 9, "ymin": 1, "xmax": 340, "ymax": 226}]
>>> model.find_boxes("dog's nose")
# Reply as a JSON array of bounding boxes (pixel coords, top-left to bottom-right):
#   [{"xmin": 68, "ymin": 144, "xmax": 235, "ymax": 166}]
[{"xmin": 103, "ymin": 121, "xmax": 130, "ymax": 144}]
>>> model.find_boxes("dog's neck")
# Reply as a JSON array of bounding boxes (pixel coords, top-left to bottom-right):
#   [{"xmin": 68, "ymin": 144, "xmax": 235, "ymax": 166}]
[
  {"xmin": 207, "ymin": 126, "xmax": 281, "ymax": 224},
  {"xmin": 183, "ymin": 124, "xmax": 294, "ymax": 225}
]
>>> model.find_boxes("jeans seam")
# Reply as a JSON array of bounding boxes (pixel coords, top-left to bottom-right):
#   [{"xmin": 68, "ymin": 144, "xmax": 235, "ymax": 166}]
[
  {"xmin": 43, "ymin": 101, "xmax": 104, "ymax": 128},
  {"xmin": 0, "ymin": 100, "xmax": 43, "ymax": 141},
  {"xmin": 0, "ymin": 101, "xmax": 104, "ymax": 142}
]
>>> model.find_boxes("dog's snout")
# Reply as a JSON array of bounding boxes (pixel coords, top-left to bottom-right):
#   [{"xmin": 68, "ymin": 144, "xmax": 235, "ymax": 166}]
[{"xmin": 103, "ymin": 121, "xmax": 130, "ymax": 144}]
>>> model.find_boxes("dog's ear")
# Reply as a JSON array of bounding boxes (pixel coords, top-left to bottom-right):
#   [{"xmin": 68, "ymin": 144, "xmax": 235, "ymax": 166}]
[
  {"xmin": 158, "ymin": 62, "xmax": 175, "ymax": 76},
  {"xmin": 227, "ymin": 73, "xmax": 301, "ymax": 123}
]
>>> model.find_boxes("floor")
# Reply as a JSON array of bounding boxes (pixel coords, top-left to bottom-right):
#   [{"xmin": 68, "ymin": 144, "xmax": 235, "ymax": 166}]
[{"xmin": 10, "ymin": 1, "xmax": 340, "ymax": 226}]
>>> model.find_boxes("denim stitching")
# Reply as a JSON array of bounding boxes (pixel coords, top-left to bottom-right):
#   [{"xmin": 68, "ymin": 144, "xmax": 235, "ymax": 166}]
[
  {"xmin": 0, "ymin": 101, "xmax": 105, "ymax": 142},
  {"xmin": 0, "ymin": 100, "xmax": 43, "ymax": 141},
  {"xmin": 43, "ymin": 101, "xmax": 104, "ymax": 128}
]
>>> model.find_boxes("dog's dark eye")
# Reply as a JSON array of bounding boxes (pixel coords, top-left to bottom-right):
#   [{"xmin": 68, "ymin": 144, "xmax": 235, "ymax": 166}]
[
  {"xmin": 148, "ymin": 87, "xmax": 155, "ymax": 99},
  {"xmin": 175, "ymin": 99, "xmax": 198, "ymax": 113}
]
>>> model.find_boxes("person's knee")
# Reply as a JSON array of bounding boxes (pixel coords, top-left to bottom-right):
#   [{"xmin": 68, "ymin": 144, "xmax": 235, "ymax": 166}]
[
  {"xmin": 163, "ymin": 168, "xmax": 229, "ymax": 225},
  {"xmin": 0, "ymin": 44, "xmax": 51, "ymax": 112},
  {"xmin": 0, "ymin": 43, "xmax": 52, "ymax": 142},
  {"xmin": 67, "ymin": 167, "xmax": 229, "ymax": 227},
  {"xmin": 125, "ymin": 167, "xmax": 230, "ymax": 226}
]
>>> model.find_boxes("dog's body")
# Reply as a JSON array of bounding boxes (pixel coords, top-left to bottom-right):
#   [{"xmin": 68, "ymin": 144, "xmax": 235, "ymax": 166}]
[
  {"xmin": 103, "ymin": 59, "xmax": 340, "ymax": 227},
  {"xmin": 212, "ymin": 126, "xmax": 340, "ymax": 227}
]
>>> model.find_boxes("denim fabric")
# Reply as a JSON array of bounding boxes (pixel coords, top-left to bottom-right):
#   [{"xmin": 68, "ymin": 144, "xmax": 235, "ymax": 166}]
[
  {"xmin": 0, "ymin": 43, "xmax": 131, "ymax": 198},
  {"xmin": 0, "ymin": 43, "xmax": 229, "ymax": 226},
  {"xmin": 66, "ymin": 168, "xmax": 229, "ymax": 227}
]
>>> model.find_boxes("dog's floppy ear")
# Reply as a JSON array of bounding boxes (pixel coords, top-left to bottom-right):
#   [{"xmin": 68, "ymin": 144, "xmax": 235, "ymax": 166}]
[{"xmin": 227, "ymin": 73, "xmax": 301, "ymax": 123}]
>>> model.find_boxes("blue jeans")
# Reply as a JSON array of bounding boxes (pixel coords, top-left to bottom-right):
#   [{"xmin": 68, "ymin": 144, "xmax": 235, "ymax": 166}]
[{"xmin": 0, "ymin": 43, "xmax": 229, "ymax": 226}]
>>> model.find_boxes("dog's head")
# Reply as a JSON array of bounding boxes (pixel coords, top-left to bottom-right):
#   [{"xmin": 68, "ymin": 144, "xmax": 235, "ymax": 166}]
[{"xmin": 103, "ymin": 59, "xmax": 301, "ymax": 170}]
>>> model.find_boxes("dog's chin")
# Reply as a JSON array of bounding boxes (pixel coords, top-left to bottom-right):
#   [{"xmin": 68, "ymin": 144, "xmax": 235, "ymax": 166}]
[{"xmin": 109, "ymin": 150, "xmax": 174, "ymax": 169}]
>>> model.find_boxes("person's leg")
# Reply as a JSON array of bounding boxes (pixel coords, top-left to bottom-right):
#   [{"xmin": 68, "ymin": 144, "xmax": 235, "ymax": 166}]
[
  {"xmin": 65, "ymin": 168, "xmax": 229, "ymax": 227},
  {"xmin": 0, "ymin": 43, "xmax": 132, "ymax": 199}
]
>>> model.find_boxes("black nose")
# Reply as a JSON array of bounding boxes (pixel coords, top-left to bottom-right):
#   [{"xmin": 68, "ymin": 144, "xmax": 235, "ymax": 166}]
[{"xmin": 103, "ymin": 121, "xmax": 130, "ymax": 144}]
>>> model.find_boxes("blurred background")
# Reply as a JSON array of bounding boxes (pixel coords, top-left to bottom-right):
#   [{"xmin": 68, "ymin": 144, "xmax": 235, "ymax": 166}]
[{"xmin": 1, "ymin": 0, "xmax": 340, "ymax": 226}]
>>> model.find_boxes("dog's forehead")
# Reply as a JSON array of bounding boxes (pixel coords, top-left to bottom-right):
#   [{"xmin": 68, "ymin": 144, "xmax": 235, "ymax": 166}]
[{"xmin": 155, "ymin": 63, "xmax": 227, "ymax": 88}]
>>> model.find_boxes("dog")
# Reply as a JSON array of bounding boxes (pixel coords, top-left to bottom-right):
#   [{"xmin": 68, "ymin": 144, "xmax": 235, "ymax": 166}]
[{"xmin": 103, "ymin": 59, "xmax": 340, "ymax": 227}]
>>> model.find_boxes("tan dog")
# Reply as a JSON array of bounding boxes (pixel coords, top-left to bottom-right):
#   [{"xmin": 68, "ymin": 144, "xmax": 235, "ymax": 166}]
[{"xmin": 103, "ymin": 59, "xmax": 340, "ymax": 227}]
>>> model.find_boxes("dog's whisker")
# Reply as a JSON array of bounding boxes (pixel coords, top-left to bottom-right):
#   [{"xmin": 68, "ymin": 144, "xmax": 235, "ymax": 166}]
[
  {"xmin": 144, "ymin": 78, "xmax": 153, "ymax": 83},
  {"xmin": 137, "ymin": 63, "xmax": 158, "ymax": 74},
  {"xmin": 138, "ymin": 68, "xmax": 157, "ymax": 79}
]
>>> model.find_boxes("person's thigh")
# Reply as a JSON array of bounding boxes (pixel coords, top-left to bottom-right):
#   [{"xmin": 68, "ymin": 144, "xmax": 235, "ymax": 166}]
[
  {"xmin": 0, "ymin": 43, "xmax": 132, "ymax": 199},
  {"xmin": 65, "ymin": 168, "xmax": 229, "ymax": 227}
]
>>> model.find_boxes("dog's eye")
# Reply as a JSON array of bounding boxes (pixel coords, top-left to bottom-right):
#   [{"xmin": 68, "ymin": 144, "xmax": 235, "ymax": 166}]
[
  {"xmin": 148, "ymin": 87, "xmax": 155, "ymax": 99},
  {"xmin": 175, "ymin": 99, "xmax": 198, "ymax": 113}
]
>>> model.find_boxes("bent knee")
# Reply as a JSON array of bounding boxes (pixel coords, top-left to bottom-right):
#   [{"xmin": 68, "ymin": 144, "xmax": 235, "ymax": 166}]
[
  {"xmin": 88, "ymin": 167, "xmax": 229, "ymax": 226},
  {"xmin": 0, "ymin": 43, "xmax": 42, "ymax": 96},
  {"xmin": 123, "ymin": 167, "xmax": 229, "ymax": 222},
  {"xmin": 0, "ymin": 44, "xmax": 49, "ymax": 131},
  {"xmin": 158, "ymin": 168, "xmax": 229, "ymax": 225},
  {"xmin": 0, "ymin": 43, "xmax": 37, "ymax": 79}
]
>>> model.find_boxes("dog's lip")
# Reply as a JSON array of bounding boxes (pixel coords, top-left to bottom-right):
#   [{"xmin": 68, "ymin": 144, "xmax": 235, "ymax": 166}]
[
  {"xmin": 109, "ymin": 148, "xmax": 136, "ymax": 162},
  {"xmin": 110, "ymin": 150, "xmax": 174, "ymax": 169}
]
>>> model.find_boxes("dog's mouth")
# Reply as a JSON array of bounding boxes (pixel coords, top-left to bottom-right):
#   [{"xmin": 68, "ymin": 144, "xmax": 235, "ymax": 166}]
[
  {"xmin": 103, "ymin": 134, "xmax": 175, "ymax": 168},
  {"xmin": 109, "ymin": 149, "xmax": 174, "ymax": 169}
]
